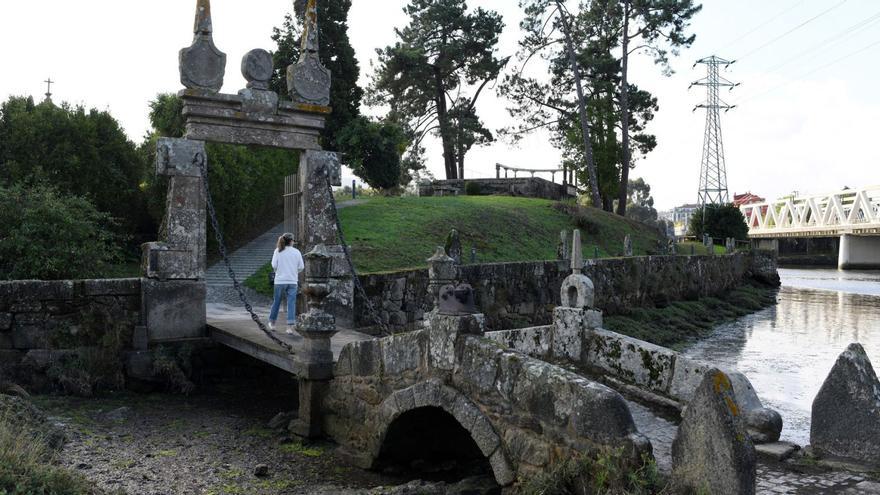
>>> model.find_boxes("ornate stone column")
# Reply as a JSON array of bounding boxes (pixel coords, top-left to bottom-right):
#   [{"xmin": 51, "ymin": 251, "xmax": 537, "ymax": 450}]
[{"xmin": 290, "ymin": 244, "xmax": 338, "ymax": 439}]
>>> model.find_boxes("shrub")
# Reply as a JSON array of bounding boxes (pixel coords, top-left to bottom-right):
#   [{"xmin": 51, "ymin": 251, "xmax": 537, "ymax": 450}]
[
  {"xmin": 464, "ymin": 181, "xmax": 482, "ymax": 195},
  {"xmin": 687, "ymin": 204, "xmax": 748, "ymax": 240},
  {"xmin": 0, "ymin": 183, "xmax": 123, "ymax": 280},
  {"xmin": 552, "ymin": 202, "xmax": 600, "ymax": 235},
  {"xmin": 336, "ymin": 116, "xmax": 408, "ymax": 191}
]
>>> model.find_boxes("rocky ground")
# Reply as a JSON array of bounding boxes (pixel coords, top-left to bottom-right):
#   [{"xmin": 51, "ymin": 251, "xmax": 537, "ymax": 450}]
[{"xmin": 31, "ymin": 376, "xmax": 499, "ymax": 495}]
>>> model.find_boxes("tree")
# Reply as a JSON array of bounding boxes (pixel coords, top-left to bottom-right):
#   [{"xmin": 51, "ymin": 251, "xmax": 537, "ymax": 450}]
[
  {"xmin": 613, "ymin": 0, "xmax": 701, "ymax": 216},
  {"xmin": 270, "ymin": 0, "xmax": 363, "ymax": 150},
  {"xmin": 625, "ymin": 177, "xmax": 659, "ymax": 225},
  {"xmin": 336, "ymin": 117, "xmax": 409, "ymax": 191},
  {"xmin": 0, "ymin": 183, "xmax": 122, "ymax": 280},
  {"xmin": 0, "ymin": 96, "xmax": 151, "ymax": 241},
  {"xmin": 688, "ymin": 204, "xmax": 748, "ymax": 240},
  {"xmin": 370, "ymin": 0, "xmax": 505, "ymax": 180},
  {"xmin": 501, "ymin": 2, "xmax": 657, "ymax": 210}
]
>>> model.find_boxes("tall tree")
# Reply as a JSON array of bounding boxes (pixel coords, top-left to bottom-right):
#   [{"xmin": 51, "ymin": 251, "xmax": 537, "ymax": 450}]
[
  {"xmin": 500, "ymin": 1, "xmax": 656, "ymax": 210},
  {"xmin": 613, "ymin": 0, "xmax": 700, "ymax": 216},
  {"xmin": 370, "ymin": 0, "xmax": 505, "ymax": 180},
  {"xmin": 270, "ymin": 0, "xmax": 363, "ymax": 150}
]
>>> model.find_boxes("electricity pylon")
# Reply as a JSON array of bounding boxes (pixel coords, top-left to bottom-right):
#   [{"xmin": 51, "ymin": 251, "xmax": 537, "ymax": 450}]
[{"xmin": 690, "ymin": 56, "xmax": 739, "ymax": 209}]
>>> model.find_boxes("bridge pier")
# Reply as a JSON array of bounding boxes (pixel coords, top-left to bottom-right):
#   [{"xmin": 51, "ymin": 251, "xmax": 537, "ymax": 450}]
[{"xmin": 838, "ymin": 234, "xmax": 880, "ymax": 270}]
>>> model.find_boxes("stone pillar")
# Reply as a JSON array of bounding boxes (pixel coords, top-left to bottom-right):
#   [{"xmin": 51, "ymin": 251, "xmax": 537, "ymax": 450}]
[
  {"xmin": 298, "ymin": 151, "xmax": 352, "ymax": 328},
  {"xmin": 838, "ymin": 234, "xmax": 880, "ymax": 270},
  {"xmin": 290, "ymin": 244, "xmax": 338, "ymax": 439},
  {"xmin": 496, "ymin": 163, "xmax": 500, "ymax": 179},
  {"xmin": 141, "ymin": 137, "xmax": 208, "ymax": 342},
  {"xmin": 555, "ymin": 230, "xmax": 601, "ymax": 351},
  {"xmin": 623, "ymin": 234, "xmax": 633, "ymax": 257},
  {"xmin": 557, "ymin": 230, "xmax": 572, "ymax": 262}
]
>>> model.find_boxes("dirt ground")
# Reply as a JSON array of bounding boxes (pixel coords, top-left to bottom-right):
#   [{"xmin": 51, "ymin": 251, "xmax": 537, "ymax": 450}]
[{"xmin": 31, "ymin": 375, "xmax": 408, "ymax": 495}]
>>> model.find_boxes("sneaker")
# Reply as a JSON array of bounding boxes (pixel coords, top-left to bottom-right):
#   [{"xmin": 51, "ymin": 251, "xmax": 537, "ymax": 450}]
[
  {"xmin": 286, "ymin": 325, "xmax": 295, "ymax": 335},
  {"xmin": 267, "ymin": 321, "xmax": 275, "ymax": 331}
]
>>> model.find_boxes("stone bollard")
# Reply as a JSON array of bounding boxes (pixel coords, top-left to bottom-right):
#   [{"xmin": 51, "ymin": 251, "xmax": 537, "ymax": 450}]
[
  {"xmin": 672, "ymin": 368, "xmax": 756, "ymax": 495},
  {"xmin": 707, "ymin": 237, "xmax": 715, "ymax": 255},
  {"xmin": 690, "ymin": 244, "xmax": 696, "ymax": 256},
  {"xmin": 623, "ymin": 234, "xmax": 633, "ymax": 257},
  {"xmin": 426, "ymin": 247, "xmax": 457, "ymax": 313},
  {"xmin": 555, "ymin": 230, "xmax": 601, "ymax": 352},
  {"xmin": 557, "ymin": 230, "xmax": 571, "ymax": 262},
  {"xmin": 810, "ymin": 343, "xmax": 880, "ymax": 466},
  {"xmin": 445, "ymin": 229, "xmax": 462, "ymax": 264},
  {"xmin": 290, "ymin": 244, "xmax": 338, "ymax": 439}
]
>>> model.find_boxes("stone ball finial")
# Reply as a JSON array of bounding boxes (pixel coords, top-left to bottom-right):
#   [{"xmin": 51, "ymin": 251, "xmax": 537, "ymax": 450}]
[{"xmin": 242, "ymin": 49, "xmax": 273, "ymax": 90}]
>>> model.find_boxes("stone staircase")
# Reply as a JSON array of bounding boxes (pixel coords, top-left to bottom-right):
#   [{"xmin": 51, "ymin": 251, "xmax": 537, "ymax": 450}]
[{"xmin": 204, "ymin": 222, "xmax": 285, "ymax": 286}]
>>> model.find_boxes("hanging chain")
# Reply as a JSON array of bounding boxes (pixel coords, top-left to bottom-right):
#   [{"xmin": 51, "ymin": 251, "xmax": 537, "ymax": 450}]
[
  {"xmin": 324, "ymin": 174, "xmax": 393, "ymax": 337},
  {"xmin": 194, "ymin": 152, "xmax": 296, "ymax": 355}
]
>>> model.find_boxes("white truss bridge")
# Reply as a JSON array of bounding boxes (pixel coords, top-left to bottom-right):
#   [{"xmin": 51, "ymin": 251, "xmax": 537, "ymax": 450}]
[{"xmin": 742, "ymin": 186, "xmax": 880, "ymax": 239}]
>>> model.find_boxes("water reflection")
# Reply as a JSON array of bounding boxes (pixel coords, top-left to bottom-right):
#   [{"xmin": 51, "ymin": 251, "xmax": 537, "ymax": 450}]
[{"xmin": 682, "ymin": 268, "xmax": 880, "ymax": 446}]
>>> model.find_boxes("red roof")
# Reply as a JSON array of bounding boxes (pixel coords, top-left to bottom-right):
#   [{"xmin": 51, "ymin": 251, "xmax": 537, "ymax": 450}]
[{"xmin": 733, "ymin": 192, "xmax": 765, "ymax": 207}]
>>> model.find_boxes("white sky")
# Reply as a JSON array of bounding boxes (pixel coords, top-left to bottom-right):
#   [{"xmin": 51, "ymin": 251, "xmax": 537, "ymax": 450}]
[{"xmin": 1, "ymin": 0, "xmax": 878, "ymax": 209}]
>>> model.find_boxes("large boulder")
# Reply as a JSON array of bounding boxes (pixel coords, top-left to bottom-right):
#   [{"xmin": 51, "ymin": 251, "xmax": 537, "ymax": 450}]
[
  {"xmin": 810, "ymin": 343, "xmax": 880, "ymax": 465},
  {"xmin": 672, "ymin": 369, "xmax": 756, "ymax": 495}
]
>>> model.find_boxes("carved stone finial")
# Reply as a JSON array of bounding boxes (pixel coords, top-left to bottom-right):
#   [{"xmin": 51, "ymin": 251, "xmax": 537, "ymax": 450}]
[
  {"xmin": 241, "ymin": 49, "xmax": 273, "ymax": 90},
  {"xmin": 287, "ymin": 0, "xmax": 331, "ymax": 106},
  {"xmin": 571, "ymin": 229, "xmax": 583, "ymax": 274},
  {"xmin": 179, "ymin": 0, "xmax": 226, "ymax": 92},
  {"xmin": 194, "ymin": 0, "xmax": 212, "ymax": 34}
]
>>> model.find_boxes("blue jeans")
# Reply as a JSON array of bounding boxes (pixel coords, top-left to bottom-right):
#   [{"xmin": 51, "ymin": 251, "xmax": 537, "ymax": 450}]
[{"xmin": 269, "ymin": 284, "xmax": 298, "ymax": 325}]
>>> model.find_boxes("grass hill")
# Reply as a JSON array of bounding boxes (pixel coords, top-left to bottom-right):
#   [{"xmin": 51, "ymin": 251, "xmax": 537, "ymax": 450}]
[{"xmin": 338, "ymin": 196, "xmax": 665, "ymax": 273}]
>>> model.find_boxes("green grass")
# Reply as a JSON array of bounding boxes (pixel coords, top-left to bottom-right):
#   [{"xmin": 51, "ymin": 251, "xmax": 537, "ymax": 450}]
[
  {"xmin": 604, "ymin": 284, "xmax": 778, "ymax": 350},
  {"xmin": 246, "ymin": 196, "xmax": 666, "ymax": 295},
  {"xmin": 278, "ymin": 440, "xmax": 324, "ymax": 457}
]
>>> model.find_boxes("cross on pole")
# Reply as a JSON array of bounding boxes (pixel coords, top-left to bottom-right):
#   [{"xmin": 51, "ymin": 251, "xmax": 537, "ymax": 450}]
[{"xmin": 44, "ymin": 77, "xmax": 54, "ymax": 100}]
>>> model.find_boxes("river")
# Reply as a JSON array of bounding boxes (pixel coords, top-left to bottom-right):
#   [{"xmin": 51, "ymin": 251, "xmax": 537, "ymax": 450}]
[{"xmin": 682, "ymin": 268, "xmax": 880, "ymax": 446}]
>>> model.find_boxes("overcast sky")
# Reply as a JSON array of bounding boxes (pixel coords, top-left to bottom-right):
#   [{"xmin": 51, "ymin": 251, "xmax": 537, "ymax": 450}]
[{"xmin": 1, "ymin": 0, "xmax": 878, "ymax": 209}]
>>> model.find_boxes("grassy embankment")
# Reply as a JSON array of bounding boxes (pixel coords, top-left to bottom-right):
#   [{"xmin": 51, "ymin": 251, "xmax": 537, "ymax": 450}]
[{"xmin": 245, "ymin": 196, "xmax": 668, "ymax": 295}]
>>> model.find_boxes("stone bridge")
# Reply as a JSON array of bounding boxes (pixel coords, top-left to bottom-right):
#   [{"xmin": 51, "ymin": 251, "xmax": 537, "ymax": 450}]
[{"xmin": 323, "ymin": 312, "xmax": 649, "ymax": 485}]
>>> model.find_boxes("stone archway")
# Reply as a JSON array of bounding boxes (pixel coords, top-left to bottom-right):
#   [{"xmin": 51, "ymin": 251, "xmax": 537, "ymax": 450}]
[{"xmin": 369, "ymin": 381, "xmax": 515, "ymax": 486}]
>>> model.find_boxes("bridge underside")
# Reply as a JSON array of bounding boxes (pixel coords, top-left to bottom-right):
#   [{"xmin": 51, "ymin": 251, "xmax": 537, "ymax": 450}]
[{"xmin": 753, "ymin": 234, "xmax": 880, "ymax": 270}]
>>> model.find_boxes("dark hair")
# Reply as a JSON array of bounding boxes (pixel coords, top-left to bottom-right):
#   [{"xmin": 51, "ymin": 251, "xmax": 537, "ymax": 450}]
[{"xmin": 277, "ymin": 233, "xmax": 294, "ymax": 252}]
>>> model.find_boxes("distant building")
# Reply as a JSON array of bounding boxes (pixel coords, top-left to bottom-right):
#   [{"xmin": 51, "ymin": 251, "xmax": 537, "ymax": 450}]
[
  {"xmin": 733, "ymin": 192, "xmax": 765, "ymax": 207},
  {"xmin": 673, "ymin": 203, "xmax": 699, "ymax": 238}
]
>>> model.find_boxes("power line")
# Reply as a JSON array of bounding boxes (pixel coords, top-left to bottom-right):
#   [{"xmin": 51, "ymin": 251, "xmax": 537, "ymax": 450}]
[
  {"xmin": 735, "ymin": 36, "xmax": 880, "ymax": 105},
  {"xmin": 736, "ymin": 0, "xmax": 850, "ymax": 61},
  {"xmin": 760, "ymin": 9, "xmax": 880, "ymax": 75},
  {"xmin": 715, "ymin": 0, "xmax": 808, "ymax": 53}
]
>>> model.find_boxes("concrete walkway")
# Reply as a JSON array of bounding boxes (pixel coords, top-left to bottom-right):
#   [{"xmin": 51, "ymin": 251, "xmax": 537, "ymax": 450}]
[{"xmin": 627, "ymin": 400, "xmax": 879, "ymax": 493}]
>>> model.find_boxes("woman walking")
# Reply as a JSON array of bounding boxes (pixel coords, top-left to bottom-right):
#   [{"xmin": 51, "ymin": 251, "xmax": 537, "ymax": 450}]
[{"xmin": 269, "ymin": 233, "xmax": 304, "ymax": 334}]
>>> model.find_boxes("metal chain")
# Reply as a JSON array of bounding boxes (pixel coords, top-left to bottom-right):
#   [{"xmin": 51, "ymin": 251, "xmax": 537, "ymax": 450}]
[
  {"xmin": 194, "ymin": 152, "xmax": 296, "ymax": 355},
  {"xmin": 324, "ymin": 175, "xmax": 393, "ymax": 337}
]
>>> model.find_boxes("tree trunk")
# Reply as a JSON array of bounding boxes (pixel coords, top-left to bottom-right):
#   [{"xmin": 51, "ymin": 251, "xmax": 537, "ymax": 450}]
[
  {"xmin": 555, "ymin": 0, "xmax": 602, "ymax": 208},
  {"xmin": 434, "ymin": 68, "xmax": 457, "ymax": 180},
  {"xmin": 616, "ymin": 1, "xmax": 632, "ymax": 217}
]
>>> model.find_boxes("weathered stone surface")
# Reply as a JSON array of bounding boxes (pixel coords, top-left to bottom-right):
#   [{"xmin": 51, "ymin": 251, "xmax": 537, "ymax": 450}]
[
  {"xmin": 559, "ymin": 274, "xmax": 594, "ymax": 309},
  {"xmin": 141, "ymin": 279, "xmax": 206, "ymax": 341},
  {"xmin": 811, "ymin": 343, "xmax": 880, "ymax": 466},
  {"xmin": 755, "ymin": 441, "xmax": 799, "ymax": 461},
  {"xmin": 587, "ymin": 329, "xmax": 676, "ymax": 394},
  {"xmin": 240, "ymin": 49, "xmax": 273, "ymax": 90},
  {"xmin": 286, "ymin": 0, "xmax": 331, "ymax": 106},
  {"xmin": 672, "ymin": 369, "xmax": 756, "ymax": 495},
  {"xmin": 623, "ymin": 234, "xmax": 633, "ymax": 257},
  {"xmin": 156, "ymin": 138, "xmax": 206, "ymax": 177},
  {"xmin": 0, "ymin": 313, "xmax": 11, "ymax": 331},
  {"xmin": 179, "ymin": 0, "xmax": 226, "ymax": 92},
  {"xmin": 444, "ymin": 229, "xmax": 462, "ymax": 264}
]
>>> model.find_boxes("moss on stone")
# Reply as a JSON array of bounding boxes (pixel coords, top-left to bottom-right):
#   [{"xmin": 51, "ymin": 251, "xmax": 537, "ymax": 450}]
[{"xmin": 604, "ymin": 284, "xmax": 777, "ymax": 350}]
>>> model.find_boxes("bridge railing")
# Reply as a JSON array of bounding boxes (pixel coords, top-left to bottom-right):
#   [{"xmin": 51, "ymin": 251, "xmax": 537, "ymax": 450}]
[
  {"xmin": 741, "ymin": 185, "xmax": 880, "ymax": 236},
  {"xmin": 495, "ymin": 162, "xmax": 576, "ymax": 187}
]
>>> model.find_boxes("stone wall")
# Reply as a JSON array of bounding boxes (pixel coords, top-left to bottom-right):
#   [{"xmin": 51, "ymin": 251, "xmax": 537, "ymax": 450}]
[
  {"xmin": 418, "ymin": 177, "xmax": 574, "ymax": 201},
  {"xmin": 0, "ymin": 279, "xmax": 144, "ymax": 389},
  {"xmin": 354, "ymin": 252, "xmax": 779, "ymax": 334}
]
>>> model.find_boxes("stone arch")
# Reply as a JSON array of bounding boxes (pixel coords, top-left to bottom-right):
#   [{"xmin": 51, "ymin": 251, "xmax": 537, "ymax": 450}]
[{"xmin": 371, "ymin": 380, "xmax": 515, "ymax": 486}]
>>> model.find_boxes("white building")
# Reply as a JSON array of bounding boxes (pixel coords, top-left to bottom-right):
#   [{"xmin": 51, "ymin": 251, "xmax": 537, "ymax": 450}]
[{"xmin": 673, "ymin": 203, "xmax": 699, "ymax": 238}]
